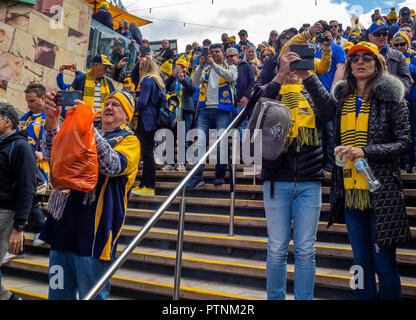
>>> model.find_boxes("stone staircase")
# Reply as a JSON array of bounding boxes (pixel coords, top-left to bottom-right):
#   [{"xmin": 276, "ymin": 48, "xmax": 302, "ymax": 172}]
[{"xmin": 1, "ymin": 164, "xmax": 416, "ymax": 300}]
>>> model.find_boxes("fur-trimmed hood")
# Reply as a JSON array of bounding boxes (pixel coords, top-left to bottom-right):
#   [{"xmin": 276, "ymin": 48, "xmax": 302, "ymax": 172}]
[{"xmin": 333, "ymin": 73, "xmax": 405, "ymax": 103}]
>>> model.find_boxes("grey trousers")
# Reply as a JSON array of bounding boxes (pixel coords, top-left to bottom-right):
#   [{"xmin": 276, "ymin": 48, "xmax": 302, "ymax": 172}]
[{"xmin": 0, "ymin": 209, "xmax": 14, "ymax": 300}]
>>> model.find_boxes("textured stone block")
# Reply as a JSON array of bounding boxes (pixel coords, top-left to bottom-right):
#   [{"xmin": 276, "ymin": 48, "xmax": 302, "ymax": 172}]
[
  {"xmin": 28, "ymin": 10, "xmax": 51, "ymax": 40},
  {"xmin": 5, "ymin": 81, "xmax": 28, "ymax": 113},
  {"xmin": 10, "ymin": 28, "xmax": 37, "ymax": 61},
  {"xmin": 0, "ymin": 21, "xmax": 15, "ymax": 53},
  {"xmin": 21, "ymin": 59, "xmax": 45, "ymax": 85},
  {"xmin": 34, "ymin": 38, "xmax": 58, "ymax": 69},
  {"xmin": 62, "ymin": 1, "xmax": 79, "ymax": 31},
  {"xmin": 0, "ymin": 52, "xmax": 23, "ymax": 83},
  {"xmin": 0, "ymin": 80, "xmax": 7, "ymax": 99},
  {"xmin": 42, "ymin": 66, "xmax": 59, "ymax": 91},
  {"xmin": 67, "ymin": 27, "xmax": 88, "ymax": 56},
  {"xmin": 48, "ymin": 23, "xmax": 68, "ymax": 48},
  {"xmin": 4, "ymin": 2, "xmax": 31, "ymax": 32}
]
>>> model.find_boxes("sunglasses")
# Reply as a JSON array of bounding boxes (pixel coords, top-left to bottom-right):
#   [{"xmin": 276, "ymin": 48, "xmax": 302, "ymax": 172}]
[
  {"xmin": 271, "ymin": 33, "xmax": 278, "ymax": 36},
  {"xmin": 226, "ymin": 54, "xmax": 236, "ymax": 58},
  {"xmin": 372, "ymin": 31, "xmax": 388, "ymax": 37},
  {"xmin": 349, "ymin": 54, "xmax": 375, "ymax": 63},
  {"xmin": 262, "ymin": 54, "xmax": 272, "ymax": 59},
  {"xmin": 282, "ymin": 35, "xmax": 292, "ymax": 39},
  {"xmin": 210, "ymin": 43, "xmax": 222, "ymax": 49},
  {"xmin": 330, "ymin": 24, "xmax": 338, "ymax": 28},
  {"xmin": 393, "ymin": 42, "xmax": 407, "ymax": 48}
]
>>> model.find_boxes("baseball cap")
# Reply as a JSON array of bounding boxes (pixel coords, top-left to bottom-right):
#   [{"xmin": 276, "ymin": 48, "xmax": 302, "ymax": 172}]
[
  {"xmin": 347, "ymin": 41, "xmax": 383, "ymax": 60},
  {"xmin": 367, "ymin": 20, "xmax": 388, "ymax": 34},
  {"xmin": 238, "ymin": 29, "xmax": 248, "ymax": 36},
  {"xmin": 399, "ymin": 7, "xmax": 411, "ymax": 18},
  {"xmin": 91, "ymin": 54, "xmax": 114, "ymax": 68}
]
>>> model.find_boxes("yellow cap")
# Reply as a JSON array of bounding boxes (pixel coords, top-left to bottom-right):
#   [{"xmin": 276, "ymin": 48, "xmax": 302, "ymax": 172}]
[
  {"xmin": 160, "ymin": 59, "xmax": 173, "ymax": 75},
  {"xmin": 347, "ymin": 41, "xmax": 382, "ymax": 59},
  {"xmin": 100, "ymin": 1, "xmax": 110, "ymax": 9},
  {"xmin": 411, "ymin": 9, "xmax": 415, "ymax": 17}
]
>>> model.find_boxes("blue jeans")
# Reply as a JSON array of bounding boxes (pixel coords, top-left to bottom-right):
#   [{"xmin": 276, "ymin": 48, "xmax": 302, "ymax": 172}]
[
  {"xmin": 235, "ymin": 104, "xmax": 248, "ymax": 141},
  {"xmin": 194, "ymin": 108, "xmax": 232, "ymax": 179},
  {"xmin": 48, "ymin": 250, "xmax": 111, "ymax": 300},
  {"xmin": 263, "ymin": 181, "xmax": 322, "ymax": 300},
  {"xmin": 344, "ymin": 209, "xmax": 401, "ymax": 300}
]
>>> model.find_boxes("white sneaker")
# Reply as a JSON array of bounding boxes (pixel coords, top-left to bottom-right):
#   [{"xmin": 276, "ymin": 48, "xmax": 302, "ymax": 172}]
[
  {"xmin": 176, "ymin": 164, "xmax": 186, "ymax": 172},
  {"xmin": 3, "ymin": 252, "xmax": 19, "ymax": 264},
  {"xmin": 161, "ymin": 164, "xmax": 175, "ymax": 171},
  {"xmin": 154, "ymin": 154, "xmax": 164, "ymax": 165},
  {"xmin": 32, "ymin": 233, "xmax": 45, "ymax": 246}
]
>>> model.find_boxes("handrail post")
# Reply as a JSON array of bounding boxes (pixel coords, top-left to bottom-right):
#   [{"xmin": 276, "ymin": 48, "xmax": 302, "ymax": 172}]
[
  {"xmin": 173, "ymin": 187, "xmax": 186, "ymax": 300},
  {"xmin": 228, "ymin": 129, "xmax": 238, "ymax": 237}
]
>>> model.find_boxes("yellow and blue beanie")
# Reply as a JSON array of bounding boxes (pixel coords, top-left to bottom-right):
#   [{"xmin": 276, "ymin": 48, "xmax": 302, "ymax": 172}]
[
  {"xmin": 393, "ymin": 31, "xmax": 411, "ymax": 46},
  {"xmin": 105, "ymin": 91, "xmax": 136, "ymax": 122},
  {"xmin": 160, "ymin": 59, "xmax": 173, "ymax": 75}
]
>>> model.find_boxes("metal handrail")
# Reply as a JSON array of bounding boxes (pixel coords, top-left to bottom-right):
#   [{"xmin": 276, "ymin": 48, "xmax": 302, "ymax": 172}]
[{"xmin": 83, "ymin": 107, "xmax": 250, "ymax": 300}]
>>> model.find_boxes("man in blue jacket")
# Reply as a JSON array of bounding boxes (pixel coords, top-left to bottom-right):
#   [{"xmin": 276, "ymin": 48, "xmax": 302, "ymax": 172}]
[
  {"xmin": 0, "ymin": 103, "xmax": 37, "ymax": 300},
  {"xmin": 92, "ymin": 1, "xmax": 113, "ymax": 30}
]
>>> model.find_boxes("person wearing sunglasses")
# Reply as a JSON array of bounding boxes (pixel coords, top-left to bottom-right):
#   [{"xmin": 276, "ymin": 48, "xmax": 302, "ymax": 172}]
[
  {"xmin": 393, "ymin": 31, "xmax": 416, "ymax": 173},
  {"xmin": 234, "ymin": 29, "xmax": 256, "ymax": 62},
  {"xmin": 297, "ymin": 41, "xmax": 412, "ymax": 300},
  {"xmin": 367, "ymin": 20, "xmax": 413, "ymax": 94},
  {"xmin": 330, "ymin": 20, "xmax": 347, "ymax": 46},
  {"xmin": 267, "ymin": 30, "xmax": 279, "ymax": 52},
  {"xmin": 188, "ymin": 43, "xmax": 238, "ymax": 189}
]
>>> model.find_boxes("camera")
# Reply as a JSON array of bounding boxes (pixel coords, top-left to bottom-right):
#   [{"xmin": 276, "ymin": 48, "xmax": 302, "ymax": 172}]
[
  {"xmin": 290, "ymin": 44, "xmax": 315, "ymax": 70},
  {"xmin": 316, "ymin": 21, "xmax": 332, "ymax": 42}
]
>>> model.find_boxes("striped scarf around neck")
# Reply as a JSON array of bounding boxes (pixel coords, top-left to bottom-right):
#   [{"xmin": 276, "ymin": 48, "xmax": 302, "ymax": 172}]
[{"xmin": 81, "ymin": 69, "xmax": 110, "ymax": 113}]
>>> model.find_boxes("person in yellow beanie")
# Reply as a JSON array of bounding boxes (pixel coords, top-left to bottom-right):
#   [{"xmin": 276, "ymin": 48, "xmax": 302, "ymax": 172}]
[
  {"xmin": 159, "ymin": 59, "xmax": 173, "ymax": 80},
  {"xmin": 387, "ymin": 8, "xmax": 398, "ymax": 25}
]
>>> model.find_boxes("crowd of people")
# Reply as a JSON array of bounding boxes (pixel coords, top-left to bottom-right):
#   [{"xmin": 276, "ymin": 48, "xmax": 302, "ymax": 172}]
[{"xmin": 0, "ymin": 3, "xmax": 416, "ymax": 301}]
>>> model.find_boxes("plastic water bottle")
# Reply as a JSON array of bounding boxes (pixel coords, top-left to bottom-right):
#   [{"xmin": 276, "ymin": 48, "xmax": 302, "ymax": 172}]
[{"xmin": 353, "ymin": 158, "xmax": 381, "ymax": 192}]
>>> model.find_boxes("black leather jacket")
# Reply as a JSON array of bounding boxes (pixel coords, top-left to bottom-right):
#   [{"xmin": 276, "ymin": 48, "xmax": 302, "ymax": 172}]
[
  {"xmin": 303, "ymin": 73, "xmax": 412, "ymax": 247},
  {"xmin": 260, "ymin": 79, "xmax": 333, "ymax": 184}
]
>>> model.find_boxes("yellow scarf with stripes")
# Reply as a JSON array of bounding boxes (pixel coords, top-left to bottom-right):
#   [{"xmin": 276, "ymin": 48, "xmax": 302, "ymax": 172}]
[
  {"xmin": 340, "ymin": 93, "xmax": 371, "ymax": 210},
  {"xmin": 81, "ymin": 70, "xmax": 110, "ymax": 113},
  {"xmin": 280, "ymin": 84, "xmax": 318, "ymax": 152}
]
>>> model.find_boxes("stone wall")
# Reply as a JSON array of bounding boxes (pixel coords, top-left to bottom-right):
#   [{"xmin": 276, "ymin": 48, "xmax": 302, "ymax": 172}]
[{"xmin": 0, "ymin": 0, "xmax": 92, "ymax": 113}]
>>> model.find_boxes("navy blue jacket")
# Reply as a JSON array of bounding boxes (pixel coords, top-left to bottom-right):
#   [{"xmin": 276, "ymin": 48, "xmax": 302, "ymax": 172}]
[
  {"xmin": 236, "ymin": 61, "xmax": 256, "ymax": 102},
  {"xmin": 0, "ymin": 130, "xmax": 36, "ymax": 230},
  {"xmin": 92, "ymin": 9, "xmax": 114, "ymax": 30},
  {"xmin": 165, "ymin": 75, "xmax": 196, "ymax": 112},
  {"xmin": 136, "ymin": 77, "xmax": 163, "ymax": 132}
]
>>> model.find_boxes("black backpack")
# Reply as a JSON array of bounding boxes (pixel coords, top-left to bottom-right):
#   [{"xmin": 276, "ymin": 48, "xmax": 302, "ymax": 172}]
[{"xmin": 154, "ymin": 80, "xmax": 180, "ymax": 129}]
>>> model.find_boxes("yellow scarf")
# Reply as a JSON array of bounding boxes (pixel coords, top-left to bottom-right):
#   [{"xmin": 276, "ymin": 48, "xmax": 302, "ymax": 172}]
[
  {"xmin": 280, "ymin": 84, "xmax": 318, "ymax": 152},
  {"xmin": 80, "ymin": 70, "xmax": 110, "ymax": 113},
  {"xmin": 340, "ymin": 93, "xmax": 371, "ymax": 210}
]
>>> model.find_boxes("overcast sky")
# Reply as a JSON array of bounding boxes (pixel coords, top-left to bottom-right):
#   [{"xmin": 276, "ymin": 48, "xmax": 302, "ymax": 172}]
[{"xmin": 122, "ymin": 0, "xmax": 414, "ymax": 51}]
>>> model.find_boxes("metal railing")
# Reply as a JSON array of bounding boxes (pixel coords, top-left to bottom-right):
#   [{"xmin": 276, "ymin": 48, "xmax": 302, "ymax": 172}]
[{"xmin": 83, "ymin": 106, "xmax": 251, "ymax": 300}]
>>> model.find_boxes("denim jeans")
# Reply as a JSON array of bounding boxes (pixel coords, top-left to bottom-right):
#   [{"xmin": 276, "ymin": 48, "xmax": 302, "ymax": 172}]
[
  {"xmin": 263, "ymin": 181, "xmax": 322, "ymax": 300},
  {"xmin": 194, "ymin": 108, "xmax": 232, "ymax": 179},
  {"xmin": 48, "ymin": 250, "xmax": 111, "ymax": 300},
  {"xmin": 344, "ymin": 208, "xmax": 401, "ymax": 300},
  {"xmin": 235, "ymin": 104, "xmax": 248, "ymax": 141}
]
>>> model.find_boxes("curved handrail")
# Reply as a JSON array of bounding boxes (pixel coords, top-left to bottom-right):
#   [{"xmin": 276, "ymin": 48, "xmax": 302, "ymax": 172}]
[{"xmin": 83, "ymin": 106, "xmax": 252, "ymax": 300}]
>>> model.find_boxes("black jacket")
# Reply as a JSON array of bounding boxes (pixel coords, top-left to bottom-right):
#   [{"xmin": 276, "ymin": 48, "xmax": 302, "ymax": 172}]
[
  {"xmin": 236, "ymin": 61, "xmax": 256, "ymax": 102},
  {"xmin": 92, "ymin": 9, "xmax": 113, "ymax": 30},
  {"xmin": 0, "ymin": 130, "xmax": 37, "ymax": 230},
  {"xmin": 165, "ymin": 75, "xmax": 196, "ymax": 112},
  {"xmin": 129, "ymin": 24, "xmax": 142, "ymax": 46},
  {"xmin": 260, "ymin": 79, "xmax": 332, "ymax": 183},
  {"xmin": 303, "ymin": 73, "xmax": 412, "ymax": 247},
  {"xmin": 71, "ymin": 73, "xmax": 116, "ymax": 96}
]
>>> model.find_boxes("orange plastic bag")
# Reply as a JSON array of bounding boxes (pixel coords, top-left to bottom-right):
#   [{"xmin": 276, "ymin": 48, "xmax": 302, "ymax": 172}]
[{"xmin": 50, "ymin": 104, "xmax": 99, "ymax": 192}]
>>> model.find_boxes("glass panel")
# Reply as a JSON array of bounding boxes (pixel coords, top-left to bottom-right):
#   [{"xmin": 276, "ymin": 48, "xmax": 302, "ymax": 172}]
[{"xmin": 87, "ymin": 19, "xmax": 140, "ymax": 81}]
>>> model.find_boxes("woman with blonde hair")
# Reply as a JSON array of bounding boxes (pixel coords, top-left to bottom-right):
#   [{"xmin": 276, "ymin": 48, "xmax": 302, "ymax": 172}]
[
  {"xmin": 244, "ymin": 45, "xmax": 261, "ymax": 79},
  {"xmin": 131, "ymin": 59, "xmax": 165, "ymax": 196}
]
